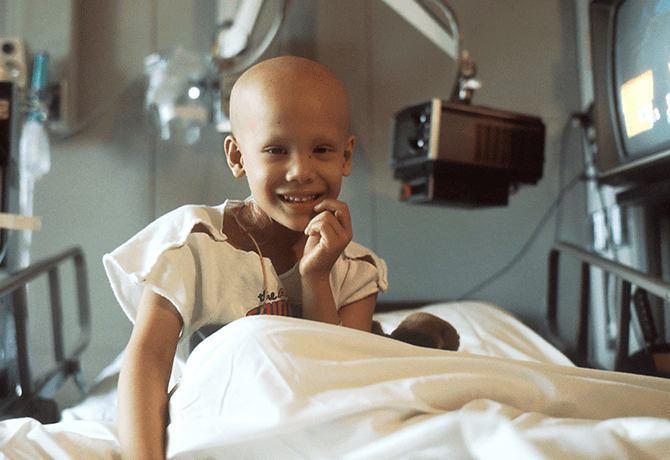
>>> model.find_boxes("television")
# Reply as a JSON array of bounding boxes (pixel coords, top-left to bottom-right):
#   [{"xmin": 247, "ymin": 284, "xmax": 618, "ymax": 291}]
[{"xmin": 590, "ymin": 0, "xmax": 670, "ymax": 185}]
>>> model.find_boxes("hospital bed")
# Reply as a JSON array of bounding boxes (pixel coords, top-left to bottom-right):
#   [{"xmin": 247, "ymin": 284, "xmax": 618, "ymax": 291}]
[
  {"xmin": 0, "ymin": 247, "xmax": 90, "ymax": 424},
  {"xmin": 0, "ymin": 243, "xmax": 669, "ymax": 459}
]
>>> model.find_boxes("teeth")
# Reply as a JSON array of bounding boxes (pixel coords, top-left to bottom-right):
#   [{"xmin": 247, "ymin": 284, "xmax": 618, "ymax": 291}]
[{"xmin": 281, "ymin": 195, "xmax": 317, "ymax": 203}]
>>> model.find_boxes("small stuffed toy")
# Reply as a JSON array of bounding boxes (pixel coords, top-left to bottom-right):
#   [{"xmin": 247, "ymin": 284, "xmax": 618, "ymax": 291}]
[{"xmin": 372, "ymin": 312, "xmax": 460, "ymax": 351}]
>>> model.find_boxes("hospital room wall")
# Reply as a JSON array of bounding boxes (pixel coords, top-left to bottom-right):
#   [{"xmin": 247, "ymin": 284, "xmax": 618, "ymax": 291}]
[
  {"xmin": 311, "ymin": 0, "xmax": 588, "ymax": 329},
  {"xmin": 10, "ymin": 0, "xmax": 586, "ymax": 382}
]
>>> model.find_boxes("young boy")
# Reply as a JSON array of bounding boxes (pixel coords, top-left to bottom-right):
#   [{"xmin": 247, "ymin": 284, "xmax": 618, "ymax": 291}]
[{"xmin": 103, "ymin": 56, "xmax": 388, "ymax": 460}]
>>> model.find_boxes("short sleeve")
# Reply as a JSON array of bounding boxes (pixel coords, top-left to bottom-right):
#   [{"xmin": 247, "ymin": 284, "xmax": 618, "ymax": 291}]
[
  {"xmin": 102, "ymin": 202, "xmax": 272, "ymax": 387},
  {"xmin": 102, "ymin": 203, "xmax": 228, "ymax": 326},
  {"xmin": 331, "ymin": 242, "xmax": 388, "ymax": 308}
]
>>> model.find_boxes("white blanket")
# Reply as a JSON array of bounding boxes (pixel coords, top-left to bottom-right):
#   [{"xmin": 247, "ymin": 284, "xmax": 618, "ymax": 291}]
[
  {"xmin": 2, "ymin": 302, "xmax": 670, "ymax": 459},
  {"xmin": 167, "ymin": 314, "xmax": 670, "ymax": 460}
]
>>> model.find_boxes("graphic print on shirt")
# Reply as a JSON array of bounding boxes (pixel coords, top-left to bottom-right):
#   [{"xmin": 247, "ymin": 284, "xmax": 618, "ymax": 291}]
[{"xmin": 245, "ymin": 288, "xmax": 302, "ymax": 318}]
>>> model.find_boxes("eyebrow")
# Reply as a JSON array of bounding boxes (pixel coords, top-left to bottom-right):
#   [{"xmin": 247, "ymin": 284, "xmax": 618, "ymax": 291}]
[{"xmin": 261, "ymin": 133, "xmax": 341, "ymax": 148}]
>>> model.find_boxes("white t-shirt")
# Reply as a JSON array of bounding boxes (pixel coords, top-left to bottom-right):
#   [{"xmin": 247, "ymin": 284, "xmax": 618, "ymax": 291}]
[{"xmin": 103, "ymin": 200, "xmax": 388, "ymax": 385}]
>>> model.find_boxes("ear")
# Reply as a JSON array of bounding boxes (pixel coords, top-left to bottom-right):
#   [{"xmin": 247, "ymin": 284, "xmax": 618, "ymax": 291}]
[
  {"xmin": 342, "ymin": 135, "xmax": 354, "ymax": 177},
  {"xmin": 224, "ymin": 135, "xmax": 246, "ymax": 178}
]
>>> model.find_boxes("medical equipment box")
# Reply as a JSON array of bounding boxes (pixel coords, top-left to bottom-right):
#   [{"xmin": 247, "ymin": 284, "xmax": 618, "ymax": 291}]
[{"xmin": 390, "ymin": 98, "xmax": 545, "ymax": 207}]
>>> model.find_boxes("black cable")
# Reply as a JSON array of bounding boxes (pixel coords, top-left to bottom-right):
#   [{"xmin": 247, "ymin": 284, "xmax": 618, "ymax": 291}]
[
  {"xmin": 457, "ymin": 171, "xmax": 586, "ymax": 300},
  {"xmin": 458, "ymin": 108, "xmax": 592, "ymax": 300}
]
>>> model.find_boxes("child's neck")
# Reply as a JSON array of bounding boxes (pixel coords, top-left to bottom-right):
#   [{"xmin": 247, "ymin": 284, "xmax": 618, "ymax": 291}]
[
  {"xmin": 261, "ymin": 222, "xmax": 307, "ymax": 275},
  {"xmin": 222, "ymin": 203, "xmax": 307, "ymax": 275}
]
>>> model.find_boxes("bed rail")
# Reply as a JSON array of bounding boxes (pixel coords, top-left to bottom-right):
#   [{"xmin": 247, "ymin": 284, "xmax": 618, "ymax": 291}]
[
  {"xmin": 0, "ymin": 246, "xmax": 91, "ymax": 421},
  {"xmin": 547, "ymin": 240, "xmax": 669, "ymax": 376}
]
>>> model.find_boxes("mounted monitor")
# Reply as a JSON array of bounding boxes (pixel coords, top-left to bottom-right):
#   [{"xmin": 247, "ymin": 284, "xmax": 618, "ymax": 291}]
[
  {"xmin": 590, "ymin": 0, "xmax": 670, "ymax": 185},
  {"xmin": 390, "ymin": 98, "xmax": 545, "ymax": 207}
]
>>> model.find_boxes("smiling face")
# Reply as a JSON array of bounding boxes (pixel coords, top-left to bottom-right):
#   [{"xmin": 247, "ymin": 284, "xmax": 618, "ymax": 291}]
[{"xmin": 225, "ymin": 57, "xmax": 354, "ymax": 232}]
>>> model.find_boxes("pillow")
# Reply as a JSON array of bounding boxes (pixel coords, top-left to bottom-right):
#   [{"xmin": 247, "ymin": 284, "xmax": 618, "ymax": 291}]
[{"xmin": 374, "ymin": 301, "xmax": 573, "ymax": 366}]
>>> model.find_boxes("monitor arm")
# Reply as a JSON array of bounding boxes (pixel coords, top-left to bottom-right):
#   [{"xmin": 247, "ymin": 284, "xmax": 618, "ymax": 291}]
[{"xmin": 380, "ymin": 0, "xmax": 481, "ymax": 104}]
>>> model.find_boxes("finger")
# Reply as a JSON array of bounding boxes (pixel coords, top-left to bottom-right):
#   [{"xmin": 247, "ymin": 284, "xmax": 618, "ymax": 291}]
[
  {"xmin": 314, "ymin": 198, "xmax": 347, "ymax": 217},
  {"xmin": 304, "ymin": 213, "xmax": 344, "ymax": 239},
  {"xmin": 305, "ymin": 208, "xmax": 349, "ymax": 239},
  {"xmin": 313, "ymin": 199, "xmax": 351, "ymax": 232}
]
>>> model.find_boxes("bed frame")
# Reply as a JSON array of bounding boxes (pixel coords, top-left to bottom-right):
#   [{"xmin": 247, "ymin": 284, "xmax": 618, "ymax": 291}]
[
  {"xmin": 547, "ymin": 240, "xmax": 670, "ymax": 378},
  {"xmin": 0, "ymin": 246, "xmax": 91, "ymax": 423}
]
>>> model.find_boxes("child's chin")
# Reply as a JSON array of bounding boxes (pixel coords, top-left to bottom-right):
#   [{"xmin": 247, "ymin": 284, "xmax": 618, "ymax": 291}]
[{"xmin": 274, "ymin": 216, "xmax": 311, "ymax": 233}]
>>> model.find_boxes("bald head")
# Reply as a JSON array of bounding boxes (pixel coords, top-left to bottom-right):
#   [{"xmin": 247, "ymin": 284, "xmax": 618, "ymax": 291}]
[{"xmin": 229, "ymin": 56, "xmax": 351, "ymax": 137}]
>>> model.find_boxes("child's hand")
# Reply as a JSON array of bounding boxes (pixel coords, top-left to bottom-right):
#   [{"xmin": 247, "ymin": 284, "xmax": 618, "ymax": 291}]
[{"xmin": 300, "ymin": 199, "xmax": 353, "ymax": 280}]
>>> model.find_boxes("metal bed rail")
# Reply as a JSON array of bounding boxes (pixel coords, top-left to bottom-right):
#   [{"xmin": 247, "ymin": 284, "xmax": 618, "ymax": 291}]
[
  {"xmin": 547, "ymin": 240, "xmax": 670, "ymax": 376},
  {"xmin": 0, "ymin": 246, "xmax": 91, "ymax": 421}
]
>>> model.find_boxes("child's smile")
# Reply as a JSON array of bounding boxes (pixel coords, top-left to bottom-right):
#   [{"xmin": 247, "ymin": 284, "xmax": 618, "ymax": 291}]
[
  {"xmin": 279, "ymin": 193, "xmax": 323, "ymax": 204},
  {"xmin": 271, "ymin": 188, "xmax": 327, "ymax": 231}
]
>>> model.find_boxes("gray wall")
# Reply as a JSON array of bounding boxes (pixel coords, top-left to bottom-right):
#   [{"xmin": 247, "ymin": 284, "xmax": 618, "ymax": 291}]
[
  {"xmin": 313, "ymin": 0, "xmax": 587, "ymax": 322},
  {"xmin": 3, "ymin": 0, "xmax": 587, "ymax": 384}
]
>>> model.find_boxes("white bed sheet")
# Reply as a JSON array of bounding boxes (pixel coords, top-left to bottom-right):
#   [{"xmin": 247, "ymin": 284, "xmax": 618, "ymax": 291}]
[{"xmin": 0, "ymin": 302, "xmax": 668, "ymax": 459}]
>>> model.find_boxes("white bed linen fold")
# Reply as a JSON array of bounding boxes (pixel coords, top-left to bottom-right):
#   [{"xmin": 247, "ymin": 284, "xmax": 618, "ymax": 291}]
[
  {"xmin": 167, "ymin": 315, "xmax": 670, "ymax": 460},
  {"xmin": 0, "ymin": 418, "xmax": 119, "ymax": 459}
]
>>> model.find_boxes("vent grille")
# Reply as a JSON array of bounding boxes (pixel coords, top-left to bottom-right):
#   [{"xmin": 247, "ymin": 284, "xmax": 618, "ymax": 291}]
[{"xmin": 475, "ymin": 124, "xmax": 513, "ymax": 168}]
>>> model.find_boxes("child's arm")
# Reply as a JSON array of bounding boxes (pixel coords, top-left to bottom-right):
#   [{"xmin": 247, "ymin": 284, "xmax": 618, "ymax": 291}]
[
  {"xmin": 300, "ymin": 199, "xmax": 376, "ymax": 331},
  {"xmin": 338, "ymin": 293, "xmax": 378, "ymax": 331},
  {"xmin": 118, "ymin": 287, "xmax": 183, "ymax": 460}
]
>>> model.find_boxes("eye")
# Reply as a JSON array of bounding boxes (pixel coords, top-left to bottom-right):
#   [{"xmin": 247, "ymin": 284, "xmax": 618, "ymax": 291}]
[
  {"xmin": 265, "ymin": 147, "xmax": 286, "ymax": 155},
  {"xmin": 314, "ymin": 146, "xmax": 334, "ymax": 155}
]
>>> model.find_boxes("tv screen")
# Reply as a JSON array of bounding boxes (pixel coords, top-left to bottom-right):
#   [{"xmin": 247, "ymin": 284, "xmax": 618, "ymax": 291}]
[
  {"xmin": 591, "ymin": 0, "xmax": 670, "ymax": 184},
  {"xmin": 614, "ymin": 0, "xmax": 670, "ymax": 159}
]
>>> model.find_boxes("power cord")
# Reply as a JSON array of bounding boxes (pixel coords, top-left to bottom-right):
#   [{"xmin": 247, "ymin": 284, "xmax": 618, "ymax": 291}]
[
  {"xmin": 458, "ymin": 111, "xmax": 590, "ymax": 300},
  {"xmin": 457, "ymin": 171, "xmax": 587, "ymax": 300}
]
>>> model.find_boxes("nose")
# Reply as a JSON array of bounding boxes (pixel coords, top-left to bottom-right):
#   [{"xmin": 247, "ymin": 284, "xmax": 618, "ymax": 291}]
[{"xmin": 285, "ymin": 152, "xmax": 314, "ymax": 184}]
